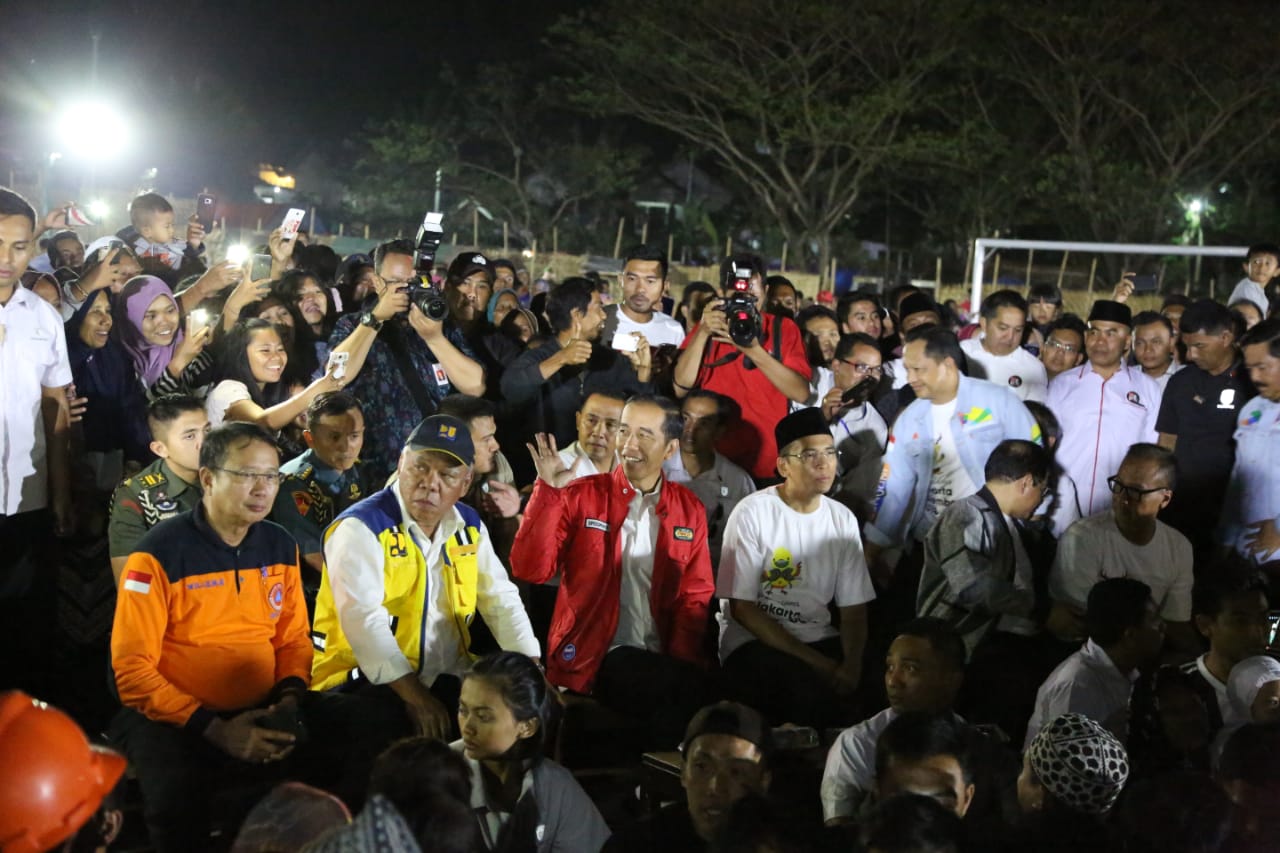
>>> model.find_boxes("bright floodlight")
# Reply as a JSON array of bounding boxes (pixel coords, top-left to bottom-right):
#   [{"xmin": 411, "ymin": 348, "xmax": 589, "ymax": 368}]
[
  {"xmin": 1188, "ymin": 199, "xmax": 1204, "ymax": 214},
  {"xmin": 87, "ymin": 200, "xmax": 109, "ymax": 220},
  {"xmin": 55, "ymin": 101, "xmax": 130, "ymax": 161}
]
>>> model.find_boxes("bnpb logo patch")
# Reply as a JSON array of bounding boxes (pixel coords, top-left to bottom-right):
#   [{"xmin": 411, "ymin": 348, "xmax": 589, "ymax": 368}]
[{"xmin": 268, "ymin": 582, "xmax": 284, "ymax": 612}]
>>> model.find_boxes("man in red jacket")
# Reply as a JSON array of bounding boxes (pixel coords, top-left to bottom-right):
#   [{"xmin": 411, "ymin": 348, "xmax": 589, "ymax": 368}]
[{"xmin": 513, "ymin": 394, "xmax": 716, "ymax": 747}]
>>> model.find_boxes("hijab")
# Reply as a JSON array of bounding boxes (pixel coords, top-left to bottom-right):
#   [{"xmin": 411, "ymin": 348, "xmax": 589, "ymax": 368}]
[
  {"xmin": 486, "ymin": 288, "xmax": 518, "ymax": 324},
  {"xmin": 65, "ymin": 291, "xmax": 151, "ymax": 460},
  {"xmin": 115, "ymin": 275, "xmax": 184, "ymax": 386}
]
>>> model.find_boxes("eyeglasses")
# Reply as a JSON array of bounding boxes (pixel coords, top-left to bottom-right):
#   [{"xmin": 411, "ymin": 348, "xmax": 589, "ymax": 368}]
[
  {"xmin": 215, "ymin": 467, "xmax": 284, "ymax": 486},
  {"xmin": 781, "ymin": 448, "xmax": 841, "ymax": 465},
  {"xmin": 836, "ymin": 358, "xmax": 884, "ymax": 377},
  {"xmin": 1106, "ymin": 476, "xmax": 1169, "ymax": 501},
  {"xmin": 1043, "ymin": 338, "xmax": 1081, "ymax": 355}
]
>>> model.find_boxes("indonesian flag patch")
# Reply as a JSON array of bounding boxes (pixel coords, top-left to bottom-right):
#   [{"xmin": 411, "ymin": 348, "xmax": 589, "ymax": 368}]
[{"xmin": 123, "ymin": 570, "xmax": 152, "ymax": 595}]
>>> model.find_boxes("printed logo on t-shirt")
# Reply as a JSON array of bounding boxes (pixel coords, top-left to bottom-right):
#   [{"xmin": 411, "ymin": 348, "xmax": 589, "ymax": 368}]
[
  {"xmin": 762, "ymin": 547, "xmax": 802, "ymax": 592},
  {"xmin": 1217, "ymin": 389, "xmax": 1236, "ymax": 410},
  {"xmin": 1243, "ymin": 410, "xmax": 1262, "ymax": 426},
  {"xmin": 1008, "ymin": 375, "xmax": 1023, "ymax": 388},
  {"xmin": 1126, "ymin": 391, "xmax": 1144, "ymax": 407}
]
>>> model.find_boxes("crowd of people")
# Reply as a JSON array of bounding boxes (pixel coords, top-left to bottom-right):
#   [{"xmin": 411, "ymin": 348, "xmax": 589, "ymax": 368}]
[{"xmin": 1, "ymin": 184, "xmax": 1279, "ymax": 853}]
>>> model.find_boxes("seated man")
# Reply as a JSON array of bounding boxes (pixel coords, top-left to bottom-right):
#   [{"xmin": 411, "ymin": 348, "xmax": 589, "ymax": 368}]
[
  {"xmin": 1025, "ymin": 577, "xmax": 1165, "ymax": 748},
  {"xmin": 108, "ymin": 394, "xmax": 208, "ymax": 581},
  {"xmin": 663, "ymin": 390, "xmax": 756, "ymax": 572},
  {"xmin": 272, "ymin": 392, "xmax": 375, "ymax": 576},
  {"xmin": 556, "ymin": 390, "xmax": 626, "ymax": 483},
  {"xmin": 919, "ymin": 439, "xmax": 1052, "ymax": 655},
  {"xmin": 822, "ymin": 618, "xmax": 966, "ymax": 825},
  {"xmin": 109, "ymin": 423, "xmax": 353, "ymax": 850},
  {"xmin": 512, "ymin": 394, "xmax": 715, "ymax": 747},
  {"xmin": 311, "ymin": 415, "xmax": 539, "ymax": 740},
  {"xmin": 602, "ymin": 702, "xmax": 773, "ymax": 852},
  {"xmin": 717, "ymin": 408, "xmax": 875, "ymax": 727},
  {"xmin": 1050, "ymin": 443, "xmax": 1197, "ymax": 654},
  {"xmin": 874, "ymin": 712, "xmax": 976, "ymax": 819},
  {"xmin": 822, "ymin": 332, "xmax": 889, "ymax": 524}
]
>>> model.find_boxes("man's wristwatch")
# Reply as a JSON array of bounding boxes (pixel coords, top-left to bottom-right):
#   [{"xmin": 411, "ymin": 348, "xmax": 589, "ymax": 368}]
[{"xmin": 360, "ymin": 311, "xmax": 384, "ymax": 331}]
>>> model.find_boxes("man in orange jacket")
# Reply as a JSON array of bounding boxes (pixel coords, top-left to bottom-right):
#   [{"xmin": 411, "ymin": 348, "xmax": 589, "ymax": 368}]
[
  {"xmin": 512, "ymin": 394, "xmax": 716, "ymax": 748},
  {"xmin": 109, "ymin": 423, "xmax": 365, "ymax": 851}
]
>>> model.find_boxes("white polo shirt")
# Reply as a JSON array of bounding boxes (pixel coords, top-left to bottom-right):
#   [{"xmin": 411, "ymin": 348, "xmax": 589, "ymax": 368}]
[
  {"xmin": 1, "ymin": 286, "xmax": 73, "ymax": 516},
  {"xmin": 613, "ymin": 308, "xmax": 686, "ymax": 347},
  {"xmin": 557, "ymin": 441, "xmax": 612, "ymax": 482},
  {"xmin": 960, "ymin": 338, "xmax": 1049, "ymax": 403},
  {"xmin": 1047, "ymin": 364, "xmax": 1161, "ymax": 516}
]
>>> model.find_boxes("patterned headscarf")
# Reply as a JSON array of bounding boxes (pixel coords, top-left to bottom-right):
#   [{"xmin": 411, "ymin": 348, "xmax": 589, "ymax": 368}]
[
  {"xmin": 1027, "ymin": 713, "xmax": 1129, "ymax": 815},
  {"xmin": 1226, "ymin": 655, "xmax": 1280, "ymax": 724}
]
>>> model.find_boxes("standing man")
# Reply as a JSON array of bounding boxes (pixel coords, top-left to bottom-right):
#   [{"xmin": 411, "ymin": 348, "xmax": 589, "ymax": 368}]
[
  {"xmin": 663, "ymin": 390, "xmax": 756, "ymax": 572},
  {"xmin": 1039, "ymin": 316, "xmax": 1087, "ymax": 382},
  {"xmin": 328, "ymin": 239, "xmax": 485, "ymax": 482},
  {"xmin": 960, "ymin": 290, "xmax": 1049, "ymax": 403},
  {"xmin": 717, "ymin": 408, "xmax": 876, "ymax": 727},
  {"xmin": 1131, "ymin": 311, "xmax": 1182, "ymax": 392},
  {"xmin": 512, "ymin": 395, "xmax": 715, "ymax": 747},
  {"xmin": 822, "ymin": 333, "xmax": 889, "ymax": 524},
  {"xmin": 673, "ymin": 252, "xmax": 811, "ymax": 482},
  {"xmin": 1221, "ymin": 318, "xmax": 1280, "ymax": 588},
  {"xmin": 0, "ymin": 188, "xmax": 73, "ymax": 693},
  {"xmin": 605, "ymin": 244, "xmax": 687, "ymax": 347},
  {"xmin": 1048, "ymin": 300, "xmax": 1161, "ymax": 516},
  {"xmin": 311, "ymin": 415, "xmax": 539, "ymax": 739},
  {"xmin": 1156, "ymin": 300, "xmax": 1254, "ymax": 558},
  {"xmin": 272, "ymin": 392, "xmax": 374, "ymax": 575}
]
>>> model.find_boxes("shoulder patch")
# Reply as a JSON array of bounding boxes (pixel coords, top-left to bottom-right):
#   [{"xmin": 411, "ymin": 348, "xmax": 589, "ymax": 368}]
[{"xmin": 673, "ymin": 526, "xmax": 694, "ymax": 541}]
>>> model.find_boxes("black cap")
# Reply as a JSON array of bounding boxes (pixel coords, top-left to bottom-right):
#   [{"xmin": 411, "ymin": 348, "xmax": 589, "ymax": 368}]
[
  {"xmin": 446, "ymin": 251, "xmax": 495, "ymax": 285},
  {"xmin": 899, "ymin": 292, "xmax": 940, "ymax": 323},
  {"xmin": 1088, "ymin": 299, "xmax": 1132, "ymax": 327},
  {"xmin": 681, "ymin": 702, "xmax": 773, "ymax": 761},
  {"xmin": 404, "ymin": 415, "xmax": 474, "ymax": 467},
  {"xmin": 774, "ymin": 407, "xmax": 829, "ymax": 456}
]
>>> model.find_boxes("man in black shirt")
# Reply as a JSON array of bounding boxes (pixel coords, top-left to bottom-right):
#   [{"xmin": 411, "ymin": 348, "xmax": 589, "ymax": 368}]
[{"xmin": 1156, "ymin": 299, "xmax": 1254, "ymax": 559}]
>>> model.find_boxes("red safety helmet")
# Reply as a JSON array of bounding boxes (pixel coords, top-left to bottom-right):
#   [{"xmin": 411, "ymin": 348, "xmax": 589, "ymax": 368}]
[{"xmin": 0, "ymin": 691, "xmax": 126, "ymax": 853}]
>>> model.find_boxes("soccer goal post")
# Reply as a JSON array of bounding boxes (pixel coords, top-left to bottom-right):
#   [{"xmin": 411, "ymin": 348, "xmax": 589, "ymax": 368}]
[{"xmin": 969, "ymin": 237, "xmax": 1250, "ymax": 313}]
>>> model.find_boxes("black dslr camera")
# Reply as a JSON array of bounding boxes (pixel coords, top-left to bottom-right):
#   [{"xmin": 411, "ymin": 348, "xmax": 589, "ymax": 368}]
[
  {"xmin": 407, "ymin": 211, "xmax": 448, "ymax": 321},
  {"xmin": 720, "ymin": 262, "xmax": 762, "ymax": 347}
]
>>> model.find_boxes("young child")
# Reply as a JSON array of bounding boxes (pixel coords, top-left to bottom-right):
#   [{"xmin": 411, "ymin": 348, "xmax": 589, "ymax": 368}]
[
  {"xmin": 115, "ymin": 191, "xmax": 206, "ymax": 280},
  {"xmin": 1227, "ymin": 242, "xmax": 1279, "ymax": 319}
]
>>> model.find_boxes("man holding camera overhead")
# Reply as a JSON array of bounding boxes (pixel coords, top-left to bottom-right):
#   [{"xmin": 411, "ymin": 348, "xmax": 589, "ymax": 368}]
[
  {"xmin": 328, "ymin": 238, "xmax": 485, "ymax": 483},
  {"xmin": 673, "ymin": 252, "xmax": 811, "ymax": 482}
]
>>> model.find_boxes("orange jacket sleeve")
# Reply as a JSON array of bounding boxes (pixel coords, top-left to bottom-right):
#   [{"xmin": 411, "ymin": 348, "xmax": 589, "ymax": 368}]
[{"xmin": 272, "ymin": 545, "xmax": 314, "ymax": 688}]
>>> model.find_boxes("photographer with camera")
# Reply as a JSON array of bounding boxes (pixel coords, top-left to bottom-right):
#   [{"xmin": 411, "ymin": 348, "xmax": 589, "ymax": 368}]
[
  {"xmin": 329, "ymin": 229, "xmax": 485, "ymax": 483},
  {"xmin": 824, "ymin": 333, "xmax": 890, "ymax": 525},
  {"xmin": 673, "ymin": 252, "xmax": 811, "ymax": 482}
]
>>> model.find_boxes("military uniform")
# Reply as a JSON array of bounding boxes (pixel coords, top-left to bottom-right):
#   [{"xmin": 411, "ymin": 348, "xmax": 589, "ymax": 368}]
[
  {"xmin": 271, "ymin": 449, "xmax": 373, "ymax": 558},
  {"xmin": 108, "ymin": 459, "xmax": 201, "ymax": 562}
]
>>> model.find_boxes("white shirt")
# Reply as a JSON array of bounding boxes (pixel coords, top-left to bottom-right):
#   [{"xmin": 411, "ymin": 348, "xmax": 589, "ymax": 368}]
[
  {"xmin": 791, "ymin": 365, "xmax": 836, "ymax": 413},
  {"xmin": 0, "ymin": 287, "xmax": 73, "ymax": 516},
  {"xmin": 663, "ymin": 450, "xmax": 756, "ymax": 570},
  {"xmin": 821, "ymin": 707, "xmax": 897, "ymax": 821},
  {"xmin": 717, "ymin": 487, "xmax": 875, "ymax": 661},
  {"xmin": 1047, "ymin": 364, "xmax": 1161, "ymax": 515},
  {"xmin": 1034, "ymin": 467, "xmax": 1082, "ymax": 538},
  {"xmin": 558, "ymin": 441, "xmax": 611, "ymax": 482},
  {"xmin": 889, "ymin": 356, "xmax": 907, "ymax": 389},
  {"xmin": 206, "ymin": 379, "xmax": 252, "ymax": 427},
  {"xmin": 1228, "ymin": 277, "xmax": 1269, "ymax": 316},
  {"xmin": 960, "ymin": 338, "xmax": 1049, "ymax": 403},
  {"xmin": 1050, "ymin": 511, "xmax": 1193, "ymax": 623},
  {"xmin": 1143, "ymin": 361, "xmax": 1182, "ymax": 393},
  {"xmin": 322, "ymin": 484, "xmax": 539, "ymax": 687},
  {"xmin": 830, "ymin": 401, "xmax": 888, "ymax": 522},
  {"xmin": 1025, "ymin": 638, "xmax": 1137, "ymax": 749},
  {"xmin": 1195, "ymin": 654, "xmax": 1231, "ymax": 724},
  {"xmin": 613, "ymin": 480, "xmax": 662, "ymax": 652},
  {"xmin": 915, "ymin": 399, "xmax": 979, "ymax": 538},
  {"xmin": 614, "ymin": 308, "xmax": 687, "ymax": 347}
]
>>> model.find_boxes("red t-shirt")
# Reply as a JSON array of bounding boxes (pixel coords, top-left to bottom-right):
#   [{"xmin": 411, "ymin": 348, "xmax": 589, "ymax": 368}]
[{"xmin": 682, "ymin": 313, "xmax": 812, "ymax": 480}]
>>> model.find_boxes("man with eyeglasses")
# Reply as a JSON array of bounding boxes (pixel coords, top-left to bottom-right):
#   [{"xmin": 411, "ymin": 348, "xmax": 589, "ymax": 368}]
[
  {"xmin": 311, "ymin": 414, "xmax": 538, "ymax": 741},
  {"xmin": 1047, "ymin": 300, "xmax": 1162, "ymax": 516},
  {"xmin": 824, "ymin": 333, "xmax": 889, "ymax": 524},
  {"xmin": 110, "ymin": 423, "xmax": 366, "ymax": 849},
  {"xmin": 1039, "ymin": 315, "xmax": 1087, "ymax": 382},
  {"xmin": 717, "ymin": 408, "xmax": 876, "ymax": 727},
  {"xmin": 1049, "ymin": 443, "xmax": 1197, "ymax": 656}
]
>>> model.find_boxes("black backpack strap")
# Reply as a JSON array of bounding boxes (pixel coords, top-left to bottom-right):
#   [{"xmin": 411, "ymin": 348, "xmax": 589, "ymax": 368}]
[{"xmin": 382, "ymin": 323, "xmax": 438, "ymax": 419}]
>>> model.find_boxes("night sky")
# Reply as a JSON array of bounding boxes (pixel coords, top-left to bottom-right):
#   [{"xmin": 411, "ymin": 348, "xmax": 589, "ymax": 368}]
[{"xmin": 0, "ymin": 0, "xmax": 591, "ymax": 199}]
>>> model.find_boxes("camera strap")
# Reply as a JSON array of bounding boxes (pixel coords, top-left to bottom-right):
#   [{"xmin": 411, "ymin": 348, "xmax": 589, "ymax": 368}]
[
  {"xmin": 700, "ymin": 315, "xmax": 785, "ymax": 373},
  {"xmin": 382, "ymin": 322, "xmax": 438, "ymax": 419}
]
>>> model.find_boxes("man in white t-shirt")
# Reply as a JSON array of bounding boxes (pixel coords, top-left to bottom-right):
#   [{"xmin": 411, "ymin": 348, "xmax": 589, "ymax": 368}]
[
  {"xmin": 604, "ymin": 244, "xmax": 687, "ymax": 348},
  {"xmin": 554, "ymin": 390, "xmax": 625, "ymax": 484},
  {"xmin": 1049, "ymin": 443, "xmax": 1198, "ymax": 656},
  {"xmin": 717, "ymin": 408, "xmax": 876, "ymax": 727},
  {"xmin": 959, "ymin": 289, "xmax": 1048, "ymax": 403}
]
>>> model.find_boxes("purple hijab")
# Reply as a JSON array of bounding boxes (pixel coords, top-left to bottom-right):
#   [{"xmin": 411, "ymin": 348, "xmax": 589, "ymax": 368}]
[{"xmin": 116, "ymin": 275, "xmax": 184, "ymax": 386}]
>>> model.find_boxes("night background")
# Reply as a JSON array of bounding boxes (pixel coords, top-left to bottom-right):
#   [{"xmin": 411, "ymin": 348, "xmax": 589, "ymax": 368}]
[{"xmin": 4, "ymin": 0, "xmax": 1280, "ymax": 287}]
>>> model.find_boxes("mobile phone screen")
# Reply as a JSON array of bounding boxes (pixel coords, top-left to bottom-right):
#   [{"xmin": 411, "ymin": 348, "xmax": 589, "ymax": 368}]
[
  {"xmin": 250, "ymin": 254, "xmax": 273, "ymax": 281},
  {"xmin": 196, "ymin": 194, "xmax": 217, "ymax": 232}
]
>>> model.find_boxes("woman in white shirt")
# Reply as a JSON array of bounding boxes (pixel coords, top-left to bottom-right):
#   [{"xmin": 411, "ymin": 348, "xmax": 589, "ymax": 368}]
[
  {"xmin": 205, "ymin": 318, "xmax": 342, "ymax": 428},
  {"xmin": 456, "ymin": 652, "xmax": 610, "ymax": 853}
]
